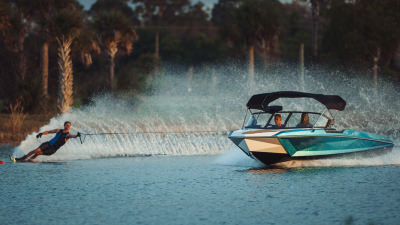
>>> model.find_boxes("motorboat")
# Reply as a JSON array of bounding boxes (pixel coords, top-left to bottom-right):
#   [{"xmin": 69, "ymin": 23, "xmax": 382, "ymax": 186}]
[{"xmin": 228, "ymin": 91, "xmax": 394, "ymax": 165}]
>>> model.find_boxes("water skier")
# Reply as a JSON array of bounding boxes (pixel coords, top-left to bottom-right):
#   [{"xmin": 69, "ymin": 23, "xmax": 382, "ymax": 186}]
[{"xmin": 11, "ymin": 121, "xmax": 80, "ymax": 162}]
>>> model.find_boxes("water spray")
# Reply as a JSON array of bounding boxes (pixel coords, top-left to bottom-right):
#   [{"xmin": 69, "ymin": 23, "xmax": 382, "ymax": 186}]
[
  {"xmin": 77, "ymin": 130, "xmax": 228, "ymax": 144},
  {"xmin": 14, "ymin": 63, "xmax": 399, "ymax": 165}
]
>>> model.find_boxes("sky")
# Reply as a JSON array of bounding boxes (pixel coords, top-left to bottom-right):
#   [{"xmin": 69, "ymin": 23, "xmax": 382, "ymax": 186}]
[
  {"xmin": 79, "ymin": 0, "xmax": 220, "ymax": 10},
  {"xmin": 79, "ymin": 0, "xmax": 295, "ymax": 10}
]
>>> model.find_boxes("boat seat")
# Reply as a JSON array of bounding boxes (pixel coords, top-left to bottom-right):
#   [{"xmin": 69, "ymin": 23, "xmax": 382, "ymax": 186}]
[{"xmin": 245, "ymin": 125, "xmax": 262, "ymax": 129}]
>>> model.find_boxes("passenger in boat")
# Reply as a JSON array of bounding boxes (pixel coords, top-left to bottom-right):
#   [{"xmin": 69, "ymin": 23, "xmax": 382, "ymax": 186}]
[
  {"xmin": 271, "ymin": 114, "xmax": 284, "ymax": 129},
  {"xmin": 297, "ymin": 113, "xmax": 313, "ymax": 128}
]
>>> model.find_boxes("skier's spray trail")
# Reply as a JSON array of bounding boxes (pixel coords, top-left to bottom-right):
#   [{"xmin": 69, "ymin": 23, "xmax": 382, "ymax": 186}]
[{"xmin": 14, "ymin": 64, "xmax": 399, "ymax": 166}]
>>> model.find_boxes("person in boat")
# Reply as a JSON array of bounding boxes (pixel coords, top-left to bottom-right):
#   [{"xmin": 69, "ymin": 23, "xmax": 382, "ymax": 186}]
[
  {"xmin": 271, "ymin": 114, "xmax": 285, "ymax": 129},
  {"xmin": 13, "ymin": 121, "xmax": 80, "ymax": 162},
  {"xmin": 297, "ymin": 113, "xmax": 313, "ymax": 128}
]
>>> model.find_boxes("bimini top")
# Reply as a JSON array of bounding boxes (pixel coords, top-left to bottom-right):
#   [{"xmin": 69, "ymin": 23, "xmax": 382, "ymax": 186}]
[{"xmin": 247, "ymin": 91, "xmax": 346, "ymax": 111}]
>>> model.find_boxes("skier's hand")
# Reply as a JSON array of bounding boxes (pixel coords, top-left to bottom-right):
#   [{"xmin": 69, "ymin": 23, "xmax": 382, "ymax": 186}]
[
  {"xmin": 77, "ymin": 132, "xmax": 81, "ymax": 137},
  {"xmin": 36, "ymin": 133, "xmax": 43, "ymax": 138}
]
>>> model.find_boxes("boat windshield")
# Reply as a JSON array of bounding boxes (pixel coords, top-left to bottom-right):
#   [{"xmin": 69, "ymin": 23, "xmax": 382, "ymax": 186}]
[{"xmin": 244, "ymin": 111, "xmax": 332, "ymax": 129}]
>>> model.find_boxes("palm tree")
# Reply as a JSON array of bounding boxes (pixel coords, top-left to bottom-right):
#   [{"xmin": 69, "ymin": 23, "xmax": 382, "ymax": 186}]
[
  {"xmin": 35, "ymin": 0, "xmax": 98, "ymax": 100},
  {"xmin": 74, "ymin": 28, "xmax": 101, "ymax": 68},
  {"xmin": 53, "ymin": 6, "xmax": 83, "ymax": 113},
  {"xmin": 92, "ymin": 9, "xmax": 138, "ymax": 91},
  {"xmin": 57, "ymin": 37, "xmax": 74, "ymax": 113},
  {"xmin": 35, "ymin": 0, "xmax": 54, "ymax": 100}
]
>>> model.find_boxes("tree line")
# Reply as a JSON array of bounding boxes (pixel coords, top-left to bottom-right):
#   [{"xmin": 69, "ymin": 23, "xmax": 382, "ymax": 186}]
[{"xmin": 0, "ymin": 0, "xmax": 399, "ymax": 114}]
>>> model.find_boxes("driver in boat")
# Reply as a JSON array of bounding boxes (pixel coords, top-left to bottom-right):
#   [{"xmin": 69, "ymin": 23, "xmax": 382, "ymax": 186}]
[
  {"xmin": 11, "ymin": 121, "xmax": 80, "ymax": 162},
  {"xmin": 271, "ymin": 114, "xmax": 284, "ymax": 129},
  {"xmin": 297, "ymin": 113, "xmax": 313, "ymax": 128}
]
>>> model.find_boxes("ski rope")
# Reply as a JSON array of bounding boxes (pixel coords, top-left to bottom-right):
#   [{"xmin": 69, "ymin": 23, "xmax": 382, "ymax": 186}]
[{"xmin": 77, "ymin": 131, "xmax": 228, "ymax": 144}]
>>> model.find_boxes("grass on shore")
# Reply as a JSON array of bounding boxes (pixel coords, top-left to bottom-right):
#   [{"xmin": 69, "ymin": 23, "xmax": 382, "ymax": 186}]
[{"xmin": 0, "ymin": 113, "xmax": 53, "ymax": 145}]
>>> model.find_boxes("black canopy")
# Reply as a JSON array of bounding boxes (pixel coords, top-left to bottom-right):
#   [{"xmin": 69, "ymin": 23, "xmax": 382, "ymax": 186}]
[{"xmin": 246, "ymin": 91, "xmax": 346, "ymax": 111}]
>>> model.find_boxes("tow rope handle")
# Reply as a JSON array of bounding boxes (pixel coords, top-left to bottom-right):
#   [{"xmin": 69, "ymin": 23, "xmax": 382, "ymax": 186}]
[
  {"xmin": 78, "ymin": 132, "xmax": 87, "ymax": 145},
  {"xmin": 78, "ymin": 133, "xmax": 87, "ymax": 144}
]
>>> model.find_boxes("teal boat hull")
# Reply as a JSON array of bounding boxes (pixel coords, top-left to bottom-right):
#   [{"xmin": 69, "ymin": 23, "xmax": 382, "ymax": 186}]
[
  {"xmin": 228, "ymin": 128, "xmax": 394, "ymax": 166},
  {"xmin": 278, "ymin": 129, "xmax": 393, "ymax": 157},
  {"xmin": 251, "ymin": 145, "xmax": 393, "ymax": 165}
]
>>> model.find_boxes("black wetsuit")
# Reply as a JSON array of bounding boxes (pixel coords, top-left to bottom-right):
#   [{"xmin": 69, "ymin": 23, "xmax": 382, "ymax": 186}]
[{"xmin": 40, "ymin": 130, "xmax": 69, "ymax": 155}]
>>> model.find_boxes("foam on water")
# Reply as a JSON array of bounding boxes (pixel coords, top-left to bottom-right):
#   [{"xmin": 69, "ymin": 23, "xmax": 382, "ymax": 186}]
[{"xmin": 13, "ymin": 64, "xmax": 400, "ymax": 166}]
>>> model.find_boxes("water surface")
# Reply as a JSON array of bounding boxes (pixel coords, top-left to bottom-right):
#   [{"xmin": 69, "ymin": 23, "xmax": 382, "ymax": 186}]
[{"xmin": 1, "ymin": 146, "xmax": 400, "ymax": 225}]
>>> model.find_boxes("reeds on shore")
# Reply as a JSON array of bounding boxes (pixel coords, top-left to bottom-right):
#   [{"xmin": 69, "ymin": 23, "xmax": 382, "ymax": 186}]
[{"xmin": 0, "ymin": 113, "xmax": 52, "ymax": 145}]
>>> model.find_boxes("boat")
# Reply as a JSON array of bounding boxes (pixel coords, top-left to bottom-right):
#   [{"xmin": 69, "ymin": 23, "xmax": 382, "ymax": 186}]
[{"xmin": 228, "ymin": 91, "xmax": 394, "ymax": 165}]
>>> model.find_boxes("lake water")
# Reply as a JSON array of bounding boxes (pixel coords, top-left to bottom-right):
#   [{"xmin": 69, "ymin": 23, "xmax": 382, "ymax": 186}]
[{"xmin": 1, "ymin": 145, "xmax": 400, "ymax": 225}]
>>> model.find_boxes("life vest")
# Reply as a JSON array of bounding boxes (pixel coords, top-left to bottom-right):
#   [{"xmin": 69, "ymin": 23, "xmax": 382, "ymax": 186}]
[{"xmin": 49, "ymin": 130, "xmax": 69, "ymax": 150}]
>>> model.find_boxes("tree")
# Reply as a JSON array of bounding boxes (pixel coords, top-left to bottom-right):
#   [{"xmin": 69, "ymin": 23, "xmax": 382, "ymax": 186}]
[
  {"xmin": 132, "ymin": 0, "xmax": 192, "ymax": 26},
  {"xmin": 132, "ymin": 0, "xmax": 193, "ymax": 64},
  {"xmin": 211, "ymin": 0, "xmax": 240, "ymax": 27},
  {"xmin": 215, "ymin": 0, "xmax": 283, "ymax": 85},
  {"xmin": 280, "ymin": 1, "xmax": 312, "ymax": 62},
  {"xmin": 92, "ymin": 9, "xmax": 138, "ymax": 91},
  {"xmin": 29, "ymin": 0, "xmax": 88, "ymax": 110},
  {"xmin": 90, "ymin": 0, "xmax": 138, "ymax": 23},
  {"xmin": 310, "ymin": 0, "xmax": 322, "ymax": 63},
  {"xmin": 212, "ymin": 0, "xmax": 243, "ymax": 60},
  {"xmin": 53, "ymin": 5, "xmax": 83, "ymax": 113},
  {"xmin": 34, "ymin": 0, "xmax": 66, "ymax": 99},
  {"xmin": 355, "ymin": 0, "xmax": 400, "ymax": 67},
  {"xmin": 0, "ymin": 0, "xmax": 34, "ymax": 83},
  {"xmin": 73, "ymin": 27, "xmax": 101, "ymax": 68},
  {"xmin": 132, "ymin": 0, "xmax": 166, "ymax": 70},
  {"xmin": 132, "ymin": 0, "xmax": 157, "ymax": 26},
  {"xmin": 183, "ymin": 2, "xmax": 209, "ymax": 27},
  {"xmin": 34, "ymin": 0, "xmax": 53, "ymax": 100},
  {"xmin": 321, "ymin": 0, "xmax": 400, "ymax": 67}
]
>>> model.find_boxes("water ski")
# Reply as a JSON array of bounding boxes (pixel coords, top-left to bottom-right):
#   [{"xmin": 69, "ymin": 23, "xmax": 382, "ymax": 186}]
[
  {"xmin": 9, "ymin": 156, "xmax": 33, "ymax": 163},
  {"xmin": 9, "ymin": 155, "xmax": 16, "ymax": 163}
]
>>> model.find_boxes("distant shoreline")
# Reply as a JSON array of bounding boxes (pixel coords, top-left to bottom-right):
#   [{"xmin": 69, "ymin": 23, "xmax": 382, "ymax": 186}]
[{"xmin": 0, "ymin": 113, "xmax": 52, "ymax": 146}]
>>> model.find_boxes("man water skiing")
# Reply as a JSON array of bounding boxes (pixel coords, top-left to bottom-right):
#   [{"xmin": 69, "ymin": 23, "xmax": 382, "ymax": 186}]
[{"xmin": 11, "ymin": 121, "xmax": 80, "ymax": 162}]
